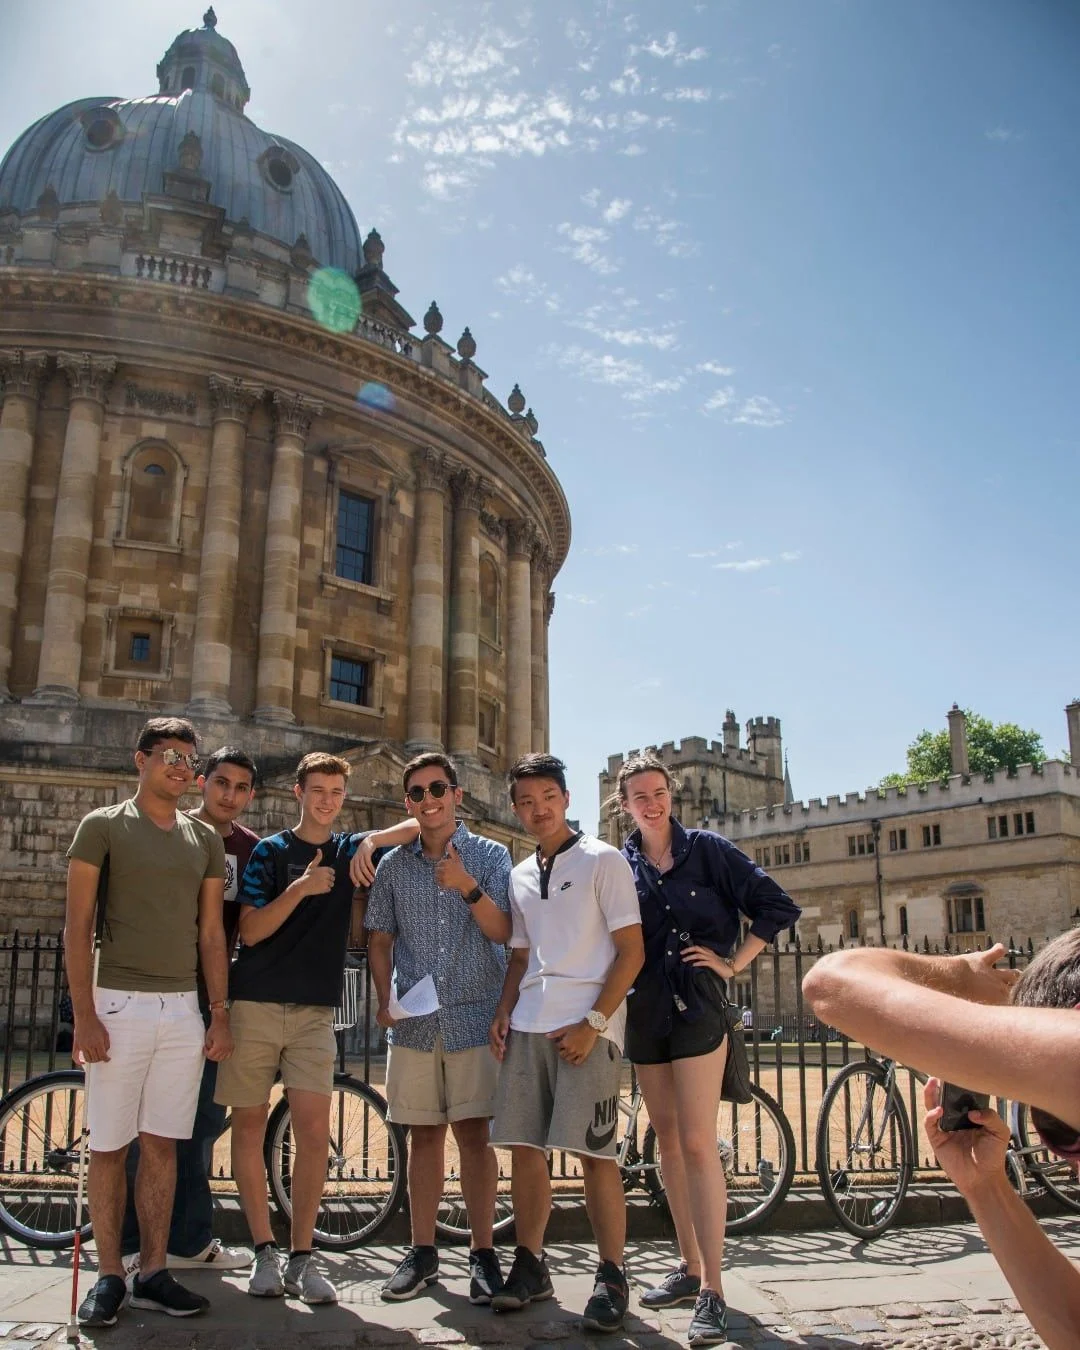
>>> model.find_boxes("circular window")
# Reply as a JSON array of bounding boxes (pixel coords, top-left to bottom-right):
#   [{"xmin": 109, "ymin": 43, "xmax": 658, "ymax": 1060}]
[
  {"xmin": 86, "ymin": 119, "xmax": 116, "ymax": 150},
  {"xmin": 267, "ymin": 157, "xmax": 293, "ymax": 190}
]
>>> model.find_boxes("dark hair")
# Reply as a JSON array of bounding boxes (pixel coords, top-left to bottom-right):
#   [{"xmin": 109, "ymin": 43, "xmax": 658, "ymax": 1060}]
[
  {"xmin": 296, "ymin": 752, "xmax": 351, "ymax": 788},
  {"xmin": 403, "ymin": 752, "xmax": 458, "ymax": 792},
  {"xmin": 508, "ymin": 753, "xmax": 568, "ymax": 802},
  {"xmin": 1013, "ymin": 929, "xmax": 1080, "ymax": 1010},
  {"xmin": 136, "ymin": 717, "xmax": 197, "ymax": 753},
  {"xmin": 203, "ymin": 746, "xmax": 258, "ymax": 785}
]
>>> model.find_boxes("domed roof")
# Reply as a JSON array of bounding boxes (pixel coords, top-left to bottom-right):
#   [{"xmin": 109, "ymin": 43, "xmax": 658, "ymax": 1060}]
[{"xmin": 0, "ymin": 8, "xmax": 363, "ymax": 274}]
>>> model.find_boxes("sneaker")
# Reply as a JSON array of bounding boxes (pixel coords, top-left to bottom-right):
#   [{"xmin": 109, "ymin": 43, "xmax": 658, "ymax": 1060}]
[
  {"xmin": 169, "ymin": 1238, "xmax": 253, "ymax": 1270},
  {"xmin": 248, "ymin": 1244, "xmax": 285, "ymax": 1298},
  {"xmin": 491, "ymin": 1246, "xmax": 554, "ymax": 1313},
  {"xmin": 583, "ymin": 1259, "xmax": 629, "ymax": 1333},
  {"xmin": 284, "ymin": 1252, "xmax": 338, "ymax": 1305},
  {"xmin": 129, "ymin": 1268, "xmax": 210, "ymax": 1318},
  {"xmin": 381, "ymin": 1245, "xmax": 440, "ymax": 1301},
  {"xmin": 640, "ymin": 1262, "xmax": 702, "ymax": 1308},
  {"xmin": 469, "ymin": 1247, "xmax": 505, "ymax": 1305},
  {"xmin": 77, "ymin": 1274, "xmax": 127, "ymax": 1328},
  {"xmin": 687, "ymin": 1290, "xmax": 729, "ymax": 1347}
]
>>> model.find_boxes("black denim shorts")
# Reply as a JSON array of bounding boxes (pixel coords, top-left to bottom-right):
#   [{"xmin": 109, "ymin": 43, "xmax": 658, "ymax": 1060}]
[{"xmin": 625, "ymin": 969, "xmax": 730, "ymax": 1066}]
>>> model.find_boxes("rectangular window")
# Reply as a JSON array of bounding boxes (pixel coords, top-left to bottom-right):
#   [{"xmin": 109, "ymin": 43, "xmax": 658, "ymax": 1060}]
[
  {"xmin": 857, "ymin": 835, "xmax": 866, "ymax": 855},
  {"xmin": 762, "ymin": 847, "xmax": 770, "ymax": 867},
  {"xmin": 988, "ymin": 816, "xmax": 998, "ymax": 840},
  {"xmin": 934, "ymin": 823, "xmax": 941, "ymax": 846},
  {"xmin": 889, "ymin": 829, "xmax": 898, "ymax": 851},
  {"xmin": 478, "ymin": 698, "xmax": 498, "ymax": 750},
  {"xmin": 802, "ymin": 841, "xmax": 810, "ymax": 863},
  {"xmin": 129, "ymin": 633, "xmax": 151, "ymax": 663},
  {"xmin": 998, "ymin": 814, "xmax": 1009, "ymax": 838},
  {"xmin": 1014, "ymin": 813, "xmax": 1024, "ymax": 837},
  {"xmin": 949, "ymin": 895, "xmax": 986, "ymax": 934},
  {"xmin": 329, "ymin": 655, "xmax": 370, "ymax": 706},
  {"xmin": 923, "ymin": 823, "xmax": 942, "ymax": 847},
  {"xmin": 794, "ymin": 840, "xmax": 811, "ymax": 864},
  {"xmin": 1026, "ymin": 811, "xmax": 1035, "ymax": 834},
  {"xmin": 847, "ymin": 836, "xmax": 857, "ymax": 857},
  {"xmin": 780, "ymin": 844, "xmax": 790, "ymax": 865},
  {"xmin": 899, "ymin": 828, "xmax": 907, "ymax": 850},
  {"xmin": 335, "ymin": 491, "xmax": 374, "ymax": 584},
  {"xmin": 754, "ymin": 849, "xmax": 762, "ymax": 866}
]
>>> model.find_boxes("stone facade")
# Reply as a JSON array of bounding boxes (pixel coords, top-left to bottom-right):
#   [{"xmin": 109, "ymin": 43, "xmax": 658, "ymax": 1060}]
[{"xmin": 0, "ymin": 15, "xmax": 569, "ymax": 935}]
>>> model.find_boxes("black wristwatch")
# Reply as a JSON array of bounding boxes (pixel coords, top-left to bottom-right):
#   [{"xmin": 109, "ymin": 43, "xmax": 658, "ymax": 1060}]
[{"xmin": 462, "ymin": 884, "xmax": 484, "ymax": 906}]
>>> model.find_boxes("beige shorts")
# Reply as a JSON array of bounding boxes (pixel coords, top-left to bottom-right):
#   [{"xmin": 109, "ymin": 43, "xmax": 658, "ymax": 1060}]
[
  {"xmin": 214, "ymin": 1000, "xmax": 336, "ymax": 1107},
  {"xmin": 386, "ymin": 1036, "xmax": 498, "ymax": 1126}
]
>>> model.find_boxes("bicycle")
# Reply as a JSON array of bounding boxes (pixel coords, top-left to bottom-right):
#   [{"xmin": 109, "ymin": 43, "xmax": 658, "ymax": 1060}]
[
  {"xmin": 815, "ymin": 1053, "xmax": 1080, "ymax": 1240},
  {"xmin": 0, "ymin": 968, "xmax": 407, "ymax": 1252}
]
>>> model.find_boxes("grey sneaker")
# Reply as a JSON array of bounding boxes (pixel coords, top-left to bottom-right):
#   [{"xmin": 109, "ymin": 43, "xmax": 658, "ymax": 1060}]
[
  {"xmin": 284, "ymin": 1253, "xmax": 337, "ymax": 1305},
  {"xmin": 640, "ymin": 1262, "xmax": 702, "ymax": 1308},
  {"xmin": 247, "ymin": 1245, "xmax": 284, "ymax": 1298},
  {"xmin": 687, "ymin": 1290, "xmax": 729, "ymax": 1347}
]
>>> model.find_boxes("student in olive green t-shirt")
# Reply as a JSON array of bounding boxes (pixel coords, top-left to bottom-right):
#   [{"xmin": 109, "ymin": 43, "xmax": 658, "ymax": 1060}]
[{"xmin": 64, "ymin": 718, "xmax": 231, "ymax": 1329}]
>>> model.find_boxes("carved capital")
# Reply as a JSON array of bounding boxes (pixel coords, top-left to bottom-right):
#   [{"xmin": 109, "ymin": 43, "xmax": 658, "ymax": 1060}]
[
  {"xmin": 545, "ymin": 591, "xmax": 556, "ymax": 623},
  {"xmin": 506, "ymin": 517, "xmax": 537, "ymax": 558},
  {"xmin": 413, "ymin": 447, "xmax": 450, "ymax": 493},
  {"xmin": 272, "ymin": 389, "xmax": 323, "ymax": 440},
  {"xmin": 209, "ymin": 374, "xmax": 263, "ymax": 422},
  {"xmin": 56, "ymin": 352, "xmax": 116, "ymax": 404},
  {"xmin": 530, "ymin": 537, "xmax": 553, "ymax": 579},
  {"xmin": 0, "ymin": 349, "xmax": 49, "ymax": 401},
  {"xmin": 479, "ymin": 509, "xmax": 506, "ymax": 543},
  {"xmin": 450, "ymin": 467, "xmax": 486, "ymax": 513}
]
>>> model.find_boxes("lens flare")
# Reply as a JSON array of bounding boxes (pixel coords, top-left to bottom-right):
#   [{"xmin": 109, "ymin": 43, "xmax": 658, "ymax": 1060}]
[
  {"xmin": 357, "ymin": 382, "xmax": 395, "ymax": 413},
  {"xmin": 307, "ymin": 267, "xmax": 360, "ymax": 333}
]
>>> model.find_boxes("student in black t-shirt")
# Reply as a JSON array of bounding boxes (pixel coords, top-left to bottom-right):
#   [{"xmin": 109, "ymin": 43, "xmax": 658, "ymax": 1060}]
[{"xmin": 215, "ymin": 752, "xmax": 418, "ymax": 1306}]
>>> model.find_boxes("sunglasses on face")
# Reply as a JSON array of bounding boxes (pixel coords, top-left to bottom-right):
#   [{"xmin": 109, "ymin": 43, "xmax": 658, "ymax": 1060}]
[
  {"xmin": 406, "ymin": 780, "xmax": 454, "ymax": 803},
  {"xmin": 153, "ymin": 748, "xmax": 200, "ymax": 771},
  {"xmin": 1031, "ymin": 1106, "xmax": 1080, "ymax": 1160}
]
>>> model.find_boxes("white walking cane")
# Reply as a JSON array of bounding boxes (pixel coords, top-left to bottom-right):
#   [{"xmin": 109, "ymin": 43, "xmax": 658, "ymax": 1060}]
[{"xmin": 67, "ymin": 936, "xmax": 102, "ymax": 1344}]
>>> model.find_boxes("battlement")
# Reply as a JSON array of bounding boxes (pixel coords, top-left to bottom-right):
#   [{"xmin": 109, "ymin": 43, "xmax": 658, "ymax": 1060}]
[
  {"xmin": 603, "ymin": 736, "xmax": 772, "ymax": 781},
  {"xmin": 710, "ymin": 759, "xmax": 1080, "ymax": 839},
  {"xmin": 747, "ymin": 716, "xmax": 781, "ymax": 734}
]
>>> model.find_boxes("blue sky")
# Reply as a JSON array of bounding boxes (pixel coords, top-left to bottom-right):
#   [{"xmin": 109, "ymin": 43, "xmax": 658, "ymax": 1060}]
[{"xmin": 3, "ymin": 2, "xmax": 1078, "ymax": 828}]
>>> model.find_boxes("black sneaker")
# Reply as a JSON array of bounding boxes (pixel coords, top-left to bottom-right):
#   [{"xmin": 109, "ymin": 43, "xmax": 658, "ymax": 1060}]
[
  {"xmin": 381, "ymin": 1245, "xmax": 440, "ymax": 1301},
  {"xmin": 491, "ymin": 1245, "xmax": 554, "ymax": 1312},
  {"xmin": 129, "ymin": 1268, "xmax": 210, "ymax": 1318},
  {"xmin": 469, "ymin": 1246, "xmax": 505, "ymax": 1305},
  {"xmin": 640, "ymin": 1262, "xmax": 701, "ymax": 1308},
  {"xmin": 77, "ymin": 1274, "xmax": 127, "ymax": 1328},
  {"xmin": 687, "ymin": 1290, "xmax": 729, "ymax": 1347},
  {"xmin": 583, "ymin": 1259, "xmax": 629, "ymax": 1333}
]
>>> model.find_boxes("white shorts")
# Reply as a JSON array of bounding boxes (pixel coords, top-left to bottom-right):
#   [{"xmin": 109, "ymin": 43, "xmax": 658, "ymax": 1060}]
[{"xmin": 86, "ymin": 988, "xmax": 205, "ymax": 1152}]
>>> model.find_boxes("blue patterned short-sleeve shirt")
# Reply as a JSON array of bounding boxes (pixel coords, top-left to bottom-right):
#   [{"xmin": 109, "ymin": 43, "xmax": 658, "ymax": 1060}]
[{"xmin": 365, "ymin": 821, "xmax": 511, "ymax": 1053}]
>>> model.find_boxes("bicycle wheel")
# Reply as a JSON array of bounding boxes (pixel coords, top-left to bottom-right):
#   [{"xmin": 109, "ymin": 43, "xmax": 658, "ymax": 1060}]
[
  {"xmin": 1012, "ymin": 1102, "xmax": 1080, "ymax": 1214},
  {"xmin": 643, "ymin": 1084, "xmax": 795, "ymax": 1235},
  {"xmin": 0, "ymin": 1069, "xmax": 91, "ymax": 1249},
  {"xmin": 266, "ymin": 1077, "xmax": 406, "ymax": 1248},
  {"xmin": 433, "ymin": 1127, "xmax": 515, "ymax": 1244},
  {"xmin": 816, "ymin": 1060, "xmax": 913, "ymax": 1240}
]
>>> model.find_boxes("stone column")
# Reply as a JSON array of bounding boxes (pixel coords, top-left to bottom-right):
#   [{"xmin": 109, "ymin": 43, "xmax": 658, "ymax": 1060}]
[
  {"xmin": 406, "ymin": 450, "xmax": 449, "ymax": 751},
  {"xmin": 544, "ymin": 590, "xmax": 555, "ymax": 754},
  {"xmin": 0, "ymin": 351, "xmax": 49, "ymax": 699},
  {"xmin": 530, "ymin": 540, "xmax": 550, "ymax": 754},
  {"xmin": 1066, "ymin": 701, "xmax": 1080, "ymax": 769},
  {"xmin": 947, "ymin": 703, "xmax": 970, "ymax": 777},
  {"xmin": 505, "ymin": 519, "xmax": 535, "ymax": 764},
  {"xmin": 188, "ymin": 375, "xmax": 263, "ymax": 715},
  {"xmin": 447, "ymin": 468, "xmax": 484, "ymax": 759},
  {"xmin": 253, "ymin": 390, "xmax": 322, "ymax": 724},
  {"xmin": 32, "ymin": 353, "xmax": 116, "ymax": 703}
]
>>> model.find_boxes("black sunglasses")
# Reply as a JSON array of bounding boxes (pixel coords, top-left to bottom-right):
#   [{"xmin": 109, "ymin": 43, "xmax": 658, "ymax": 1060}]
[{"xmin": 406, "ymin": 780, "xmax": 455, "ymax": 803}]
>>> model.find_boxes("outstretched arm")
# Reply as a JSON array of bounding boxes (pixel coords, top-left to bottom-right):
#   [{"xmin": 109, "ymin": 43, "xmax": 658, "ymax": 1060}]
[{"xmin": 803, "ymin": 945, "xmax": 1080, "ymax": 1129}]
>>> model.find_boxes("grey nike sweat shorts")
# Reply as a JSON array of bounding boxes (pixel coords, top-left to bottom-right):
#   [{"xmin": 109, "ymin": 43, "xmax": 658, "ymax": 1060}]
[{"xmin": 490, "ymin": 1029, "xmax": 622, "ymax": 1159}]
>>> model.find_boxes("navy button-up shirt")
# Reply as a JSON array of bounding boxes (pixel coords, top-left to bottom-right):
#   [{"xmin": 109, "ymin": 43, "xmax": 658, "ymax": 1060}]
[
  {"xmin": 623, "ymin": 818, "xmax": 801, "ymax": 1032},
  {"xmin": 365, "ymin": 821, "xmax": 512, "ymax": 1053}
]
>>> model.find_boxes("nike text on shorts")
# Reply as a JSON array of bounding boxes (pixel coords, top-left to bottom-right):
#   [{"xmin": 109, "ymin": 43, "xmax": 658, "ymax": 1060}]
[{"xmin": 489, "ymin": 1030, "xmax": 622, "ymax": 1159}]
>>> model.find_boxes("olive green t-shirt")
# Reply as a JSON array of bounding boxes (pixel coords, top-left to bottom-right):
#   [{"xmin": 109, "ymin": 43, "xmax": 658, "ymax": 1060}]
[{"xmin": 66, "ymin": 797, "xmax": 227, "ymax": 992}]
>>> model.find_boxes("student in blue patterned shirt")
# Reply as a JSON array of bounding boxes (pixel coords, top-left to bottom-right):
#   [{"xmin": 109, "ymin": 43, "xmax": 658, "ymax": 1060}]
[{"xmin": 366, "ymin": 752, "xmax": 512, "ymax": 1307}]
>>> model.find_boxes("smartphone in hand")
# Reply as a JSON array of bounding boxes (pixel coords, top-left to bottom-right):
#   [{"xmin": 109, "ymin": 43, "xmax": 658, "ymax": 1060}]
[{"xmin": 939, "ymin": 1082, "xmax": 992, "ymax": 1131}]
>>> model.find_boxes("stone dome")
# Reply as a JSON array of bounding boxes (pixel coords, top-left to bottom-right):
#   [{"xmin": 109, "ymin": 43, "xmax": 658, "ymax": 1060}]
[{"xmin": 0, "ymin": 7, "xmax": 363, "ymax": 273}]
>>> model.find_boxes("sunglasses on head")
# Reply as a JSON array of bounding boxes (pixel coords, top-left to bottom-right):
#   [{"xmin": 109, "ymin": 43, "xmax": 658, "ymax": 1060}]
[
  {"xmin": 154, "ymin": 747, "xmax": 200, "ymax": 771},
  {"xmin": 1030, "ymin": 1106, "xmax": 1080, "ymax": 1160},
  {"xmin": 406, "ymin": 780, "xmax": 454, "ymax": 803}
]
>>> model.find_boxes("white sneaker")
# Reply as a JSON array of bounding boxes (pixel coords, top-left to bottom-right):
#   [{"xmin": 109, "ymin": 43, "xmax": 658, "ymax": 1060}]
[{"xmin": 168, "ymin": 1239, "xmax": 253, "ymax": 1270}]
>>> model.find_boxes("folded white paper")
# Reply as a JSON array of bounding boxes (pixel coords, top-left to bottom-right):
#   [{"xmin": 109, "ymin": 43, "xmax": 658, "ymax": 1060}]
[{"xmin": 388, "ymin": 973, "xmax": 440, "ymax": 1020}]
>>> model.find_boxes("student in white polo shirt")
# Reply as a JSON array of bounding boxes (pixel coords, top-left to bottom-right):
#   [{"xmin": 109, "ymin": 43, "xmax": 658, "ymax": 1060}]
[{"xmin": 489, "ymin": 754, "xmax": 644, "ymax": 1335}]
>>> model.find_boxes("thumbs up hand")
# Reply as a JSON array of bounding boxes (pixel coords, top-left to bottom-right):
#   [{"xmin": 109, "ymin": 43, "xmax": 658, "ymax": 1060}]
[
  {"xmin": 301, "ymin": 847, "xmax": 335, "ymax": 896},
  {"xmin": 435, "ymin": 841, "xmax": 475, "ymax": 897}
]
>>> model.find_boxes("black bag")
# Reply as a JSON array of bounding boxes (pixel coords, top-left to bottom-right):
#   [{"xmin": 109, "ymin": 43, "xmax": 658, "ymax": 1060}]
[{"xmin": 716, "ymin": 989, "xmax": 753, "ymax": 1105}]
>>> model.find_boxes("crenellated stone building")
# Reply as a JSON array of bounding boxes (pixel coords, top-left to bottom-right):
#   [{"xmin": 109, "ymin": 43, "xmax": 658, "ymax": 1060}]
[{"xmin": 0, "ymin": 10, "xmax": 570, "ymax": 932}]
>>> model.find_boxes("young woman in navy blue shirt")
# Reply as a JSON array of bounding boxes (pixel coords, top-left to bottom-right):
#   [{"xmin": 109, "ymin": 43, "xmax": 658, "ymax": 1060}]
[{"xmin": 616, "ymin": 755, "xmax": 800, "ymax": 1346}]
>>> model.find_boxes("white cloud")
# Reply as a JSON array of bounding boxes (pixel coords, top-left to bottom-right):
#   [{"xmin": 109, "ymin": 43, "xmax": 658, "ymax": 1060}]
[
  {"xmin": 620, "ymin": 143, "xmax": 647, "ymax": 157},
  {"xmin": 407, "ymin": 35, "xmax": 522, "ymax": 88},
  {"xmin": 688, "ymin": 542, "xmax": 741, "ymax": 557},
  {"xmin": 639, "ymin": 33, "xmax": 709, "ymax": 65},
  {"xmin": 565, "ymin": 592, "xmax": 600, "ymax": 605},
  {"xmin": 985, "ymin": 126, "xmax": 1024, "ymax": 144},
  {"xmin": 626, "ymin": 604, "xmax": 654, "ymax": 619},
  {"xmin": 703, "ymin": 387, "xmax": 735, "ymax": 413},
  {"xmin": 556, "ymin": 223, "xmax": 620, "ymax": 274},
  {"xmin": 697, "ymin": 361, "xmax": 735, "ymax": 376},
  {"xmin": 713, "ymin": 558, "xmax": 771, "ymax": 572},
  {"xmin": 780, "ymin": 550, "xmax": 802, "ymax": 563},
  {"xmin": 603, "ymin": 197, "xmax": 634, "ymax": 223},
  {"xmin": 732, "ymin": 396, "xmax": 787, "ymax": 427},
  {"xmin": 661, "ymin": 87, "xmax": 713, "ymax": 102}
]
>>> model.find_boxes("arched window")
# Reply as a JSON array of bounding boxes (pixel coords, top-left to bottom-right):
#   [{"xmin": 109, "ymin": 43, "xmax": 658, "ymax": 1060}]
[
  {"xmin": 181, "ymin": 66, "xmax": 195, "ymax": 91},
  {"xmin": 479, "ymin": 555, "xmax": 499, "ymax": 644},
  {"xmin": 898, "ymin": 904, "xmax": 909, "ymax": 938},
  {"xmin": 119, "ymin": 442, "xmax": 185, "ymax": 548},
  {"xmin": 846, "ymin": 908, "xmax": 860, "ymax": 941}
]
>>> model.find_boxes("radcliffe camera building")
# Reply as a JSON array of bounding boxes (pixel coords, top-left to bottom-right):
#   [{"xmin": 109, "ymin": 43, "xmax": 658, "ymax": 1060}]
[{"xmin": 0, "ymin": 10, "xmax": 569, "ymax": 929}]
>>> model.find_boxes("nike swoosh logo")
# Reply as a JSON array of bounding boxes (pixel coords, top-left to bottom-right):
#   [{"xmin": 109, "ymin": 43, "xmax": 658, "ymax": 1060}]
[{"xmin": 585, "ymin": 1119, "xmax": 617, "ymax": 1151}]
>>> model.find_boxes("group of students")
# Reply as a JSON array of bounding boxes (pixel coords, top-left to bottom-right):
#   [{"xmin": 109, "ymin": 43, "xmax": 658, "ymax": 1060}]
[
  {"xmin": 65, "ymin": 715, "xmax": 802, "ymax": 1344},
  {"xmin": 67, "ymin": 714, "xmax": 1080, "ymax": 1350}
]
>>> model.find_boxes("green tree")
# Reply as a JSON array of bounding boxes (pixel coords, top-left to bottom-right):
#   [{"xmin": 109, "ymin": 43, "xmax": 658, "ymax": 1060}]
[{"xmin": 880, "ymin": 711, "xmax": 1044, "ymax": 787}]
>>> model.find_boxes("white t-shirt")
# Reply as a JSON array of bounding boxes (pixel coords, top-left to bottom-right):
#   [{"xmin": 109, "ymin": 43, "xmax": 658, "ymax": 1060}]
[{"xmin": 508, "ymin": 832, "xmax": 641, "ymax": 1051}]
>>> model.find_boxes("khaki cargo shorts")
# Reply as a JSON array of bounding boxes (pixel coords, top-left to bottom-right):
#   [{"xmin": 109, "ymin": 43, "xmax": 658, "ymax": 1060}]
[
  {"xmin": 214, "ymin": 1000, "xmax": 336, "ymax": 1106},
  {"xmin": 385, "ymin": 1034, "xmax": 498, "ymax": 1126}
]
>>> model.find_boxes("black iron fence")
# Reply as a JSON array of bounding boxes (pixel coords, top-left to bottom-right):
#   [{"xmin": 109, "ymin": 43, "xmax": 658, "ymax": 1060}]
[{"xmin": 0, "ymin": 929, "xmax": 1042, "ymax": 1182}]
